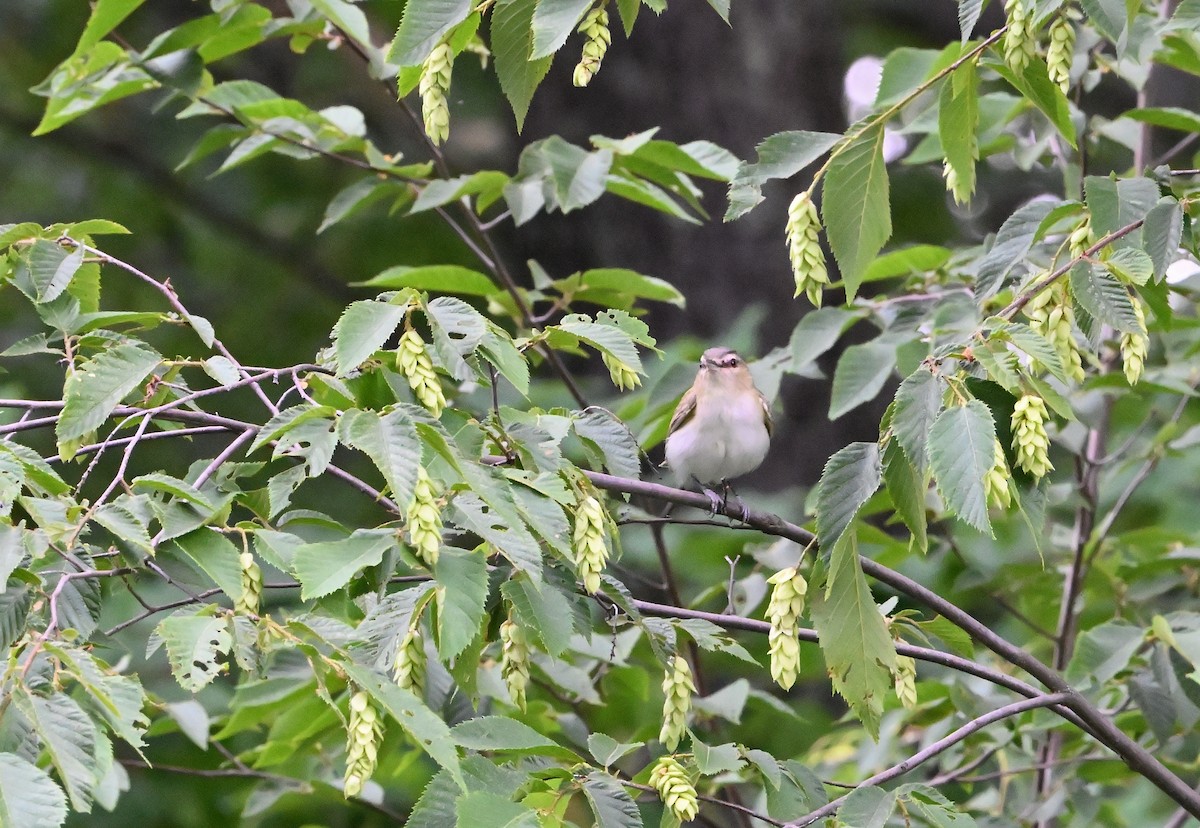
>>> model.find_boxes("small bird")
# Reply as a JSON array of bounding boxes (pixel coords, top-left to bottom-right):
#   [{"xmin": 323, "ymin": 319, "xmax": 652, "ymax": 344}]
[{"xmin": 664, "ymin": 347, "xmax": 772, "ymax": 514}]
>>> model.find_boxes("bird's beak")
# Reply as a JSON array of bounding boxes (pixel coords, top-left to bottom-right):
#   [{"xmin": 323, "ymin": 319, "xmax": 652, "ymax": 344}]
[{"xmin": 698, "ymin": 356, "xmax": 711, "ymax": 370}]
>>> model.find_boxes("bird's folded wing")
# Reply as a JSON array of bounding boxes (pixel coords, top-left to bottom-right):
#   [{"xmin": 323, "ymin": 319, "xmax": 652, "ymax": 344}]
[{"xmin": 668, "ymin": 387, "xmax": 697, "ymax": 435}]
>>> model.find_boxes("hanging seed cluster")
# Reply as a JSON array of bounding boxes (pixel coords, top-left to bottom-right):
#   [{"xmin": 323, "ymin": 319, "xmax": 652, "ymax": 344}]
[{"xmin": 765, "ymin": 566, "xmax": 807, "ymax": 690}]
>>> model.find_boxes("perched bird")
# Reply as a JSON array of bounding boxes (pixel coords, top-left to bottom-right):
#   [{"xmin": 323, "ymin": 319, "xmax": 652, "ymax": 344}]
[{"xmin": 664, "ymin": 347, "xmax": 772, "ymax": 514}]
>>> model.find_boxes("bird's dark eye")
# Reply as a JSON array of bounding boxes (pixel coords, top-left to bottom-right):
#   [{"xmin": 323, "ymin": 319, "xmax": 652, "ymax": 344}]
[{"xmin": 727, "ymin": 356, "xmax": 739, "ymax": 366}]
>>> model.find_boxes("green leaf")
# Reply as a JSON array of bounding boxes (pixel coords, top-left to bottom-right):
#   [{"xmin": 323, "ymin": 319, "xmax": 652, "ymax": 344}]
[
  {"xmin": 988, "ymin": 58, "xmax": 1076, "ymax": 148},
  {"xmin": 569, "ymin": 268, "xmax": 686, "ymax": 307},
  {"xmin": 892, "ymin": 368, "xmax": 941, "ymax": 470},
  {"xmin": 341, "ymin": 662, "xmax": 463, "ymax": 787},
  {"xmin": 1070, "ymin": 263, "xmax": 1141, "ymax": 333},
  {"xmin": 247, "ymin": 404, "xmax": 338, "ymax": 457},
  {"xmin": 26, "ymin": 240, "xmax": 84, "ymax": 304},
  {"xmin": 573, "ymin": 409, "xmax": 641, "ymax": 480},
  {"xmin": 928, "ymin": 400, "xmax": 995, "ymax": 534},
  {"xmin": 434, "ymin": 548, "xmax": 490, "ymax": 661},
  {"xmin": 1085, "ymin": 175, "xmax": 1160, "ymax": 248},
  {"xmin": 530, "ymin": 0, "xmax": 593, "ymax": 58},
  {"xmin": 582, "ymin": 772, "xmax": 641, "ymax": 828},
  {"xmin": 0, "ymin": 588, "xmax": 34, "ymax": 652},
  {"xmin": 1080, "ymin": 0, "xmax": 1128, "ymax": 42},
  {"xmin": 829, "ymin": 340, "xmax": 897, "ymax": 420},
  {"xmin": 357, "ymin": 265, "xmax": 498, "ymax": 296},
  {"xmin": 1141, "ymin": 199, "xmax": 1183, "ymax": 279},
  {"xmin": 156, "ymin": 610, "xmax": 231, "ymax": 693},
  {"xmin": 332, "ymin": 300, "xmax": 405, "ymax": 376},
  {"xmin": 1066, "ymin": 620, "xmax": 1144, "ymax": 687},
  {"xmin": 692, "ymin": 737, "xmax": 745, "ymax": 775},
  {"xmin": 822, "ymin": 126, "xmax": 892, "ymax": 300},
  {"xmin": 451, "ymin": 716, "xmax": 561, "ymax": 752},
  {"xmin": 317, "ymin": 178, "xmax": 397, "ymax": 233},
  {"xmin": 501, "ymin": 575, "xmax": 576, "ymax": 656},
  {"xmin": 48, "ymin": 646, "xmax": 148, "ymax": 754},
  {"xmin": 456, "ymin": 792, "xmax": 541, "ymax": 828},
  {"xmin": 839, "ymin": 785, "xmax": 898, "ymax": 828},
  {"xmin": 56, "ymin": 342, "xmax": 161, "ymax": 446},
  {"xmin": 726, "ymin": 130, "xmax": 841, "ymax": 220},
  {"xmin": 815, "ymin": 442, "xmax": 882, "ymax": 547},
  {"xmin": 425, "ymin": 296, "xmax": 488, "ymax": 380},
  {"xmin": 168, "ymin": 528, "xmax": 245, "ymax": 604},
  {"xmin": 976, "ymin": 199, "xmax": 1058, "ymax": 295},
  {"xmin": 861, "ymin": 244, "xmax": 952, "ymax": 284},
  {"xmin": 292, "ymin": 530, "xmax": 396, "ymax": 600},
  {"xmin": 958, "ymin": 0, "xmax": 982, "ymax": 41},
  {"xmin": 412, "ymin": 171, "xmax": 510, "ymax": 214},
  {"xmin": 451, "ymin": 494, "xmax": 543, "ymax": 582},
  {"xmin": 1123, "ymin": 106, "xmax": 1200, "ymax": 133},
  {"xmin": 480, "ymin": 325, "xmax": 531, "ymax": 396},
  {"xmin": 15, "ymin": 692, "xmax": 95, "ymax": 812},
  {"xmin": 492, "ymin": 0, "xmax": 553, "ymax": 132},
  {"xmin": 810, "ymin": 532, "xmax": 896, "ymax": 740},
  {"xmin": 938, "ymin": 63, "xmax": 978, "ymax": 201},
  {"xmin": 338, "ymin": 408, "xmax": 421, "ymax": 506},
  {"xmin": 513, "ymin": 137, "xmax": 613, "ymax": 214},
  {"xmin": 72, "ymin": 0, "xmax": 148, "ymax": 56},
  {"xmin": 386, "ymin": 0, "xmax": 474, "ymax": 67},
  {"xmin": 0, "ymin": 752, "xmax": 69, "ymax": 828},
  {"xmin": 587, "ymin": 733, "xmax": 644, "ymax": 767},
  {"xmin": 790, "ymin": 308, "xmax": 860, "ymax": 368},
  {"xmin": 882, "ymin": 438, "xmax": 928, "ymax": 553}
]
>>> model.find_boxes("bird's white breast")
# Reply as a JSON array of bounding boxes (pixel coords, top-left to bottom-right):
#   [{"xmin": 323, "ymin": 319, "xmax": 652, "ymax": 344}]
[{"xmin": 665, "ymin": 389, "xmax": 770, "ymax": 485}]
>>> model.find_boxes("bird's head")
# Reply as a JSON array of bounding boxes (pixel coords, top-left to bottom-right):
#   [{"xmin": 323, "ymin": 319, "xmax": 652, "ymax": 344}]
[{"xmin": 697, "ymin": 347, "xmax": 754, "ymax": 388}]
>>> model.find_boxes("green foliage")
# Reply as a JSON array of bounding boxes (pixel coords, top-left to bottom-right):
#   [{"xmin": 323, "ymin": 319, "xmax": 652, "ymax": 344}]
[{"xmin": 5, "ymin": 2, "xmax": 1200, "ymax": 826}]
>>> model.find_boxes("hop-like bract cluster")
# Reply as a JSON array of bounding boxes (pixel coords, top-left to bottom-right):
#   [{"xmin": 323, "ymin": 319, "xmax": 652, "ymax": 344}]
[
  {"xmin": 765, "ymin": 566, "xmax": 807, "ymax": 690},
  {"xmin": 343, "ymin": 691, "xmax": 384, "ymax": 798},
  {"xmin": 1026, "ymin": 280, "xmax": 1084, "ymax": 382},
  {"xmin": 1068, "ymin": 217, "xmax": 1094, "ymax": 260},
  {"xmin": 1003, "ymin": 0, "xmax": 1037, "ymax": 74},
  {"xmin": 785, "ymin": 191, "xmax": 829, "ymax": 307},
  {"xmin": 602, "ymin": 351, "xmax": 641, "ymax": 391},
  {"xmin": 1121, "ymin": 297, "xmax": 1149, "ymax": 385},
  {"xmin": 236, "ymin": 551, "xmax": 262, "ymax": 616},
  {"xmin": 659, "ymin": 655, "xmax": 694, "ymax": 751},
  {"xmin": 649, "ymin": 755, "xmax": 699, "ymax": 823},
  {"xmin": 1011, "ymin": 394, "xmax": 1053, "ymax": 479},
  {"xmin": 1046, "ymin": 16, "xmax": 1075, "ymax": 94},
  {"xmin": 419, "ymin": 42, "xmax": 454, "ymax": 145},
  {"xmin": 500, "ymin": 614, "xmax": 531, "ymax": 712},
  {"xmin": 893, "ymin": 653, "xmax": 918, "ymax": 710},
  {"xmin": 407, "ymin": 466, "xmax": 443, "ymax": 567},
  {"xmin": 398, "ymin": 328, "xmax": 446, "ymax": 416},
  {"xmin": 984, "ymin": 439, "xmax": 1012, "ymax": 510},
  {"xmin": 572, "ymin": 493, "xmax": 610, "ymax": 594},
  {"xmin": 393, "ymin": 626, "xmax": 426, "ymax": 698},
  {"xmin": 943, "ymin": 155, "xmax": 976, "ymax": 206},
  {"xmin": 573, "ymin": 7, "xmax": 611, "ymax": 87}
]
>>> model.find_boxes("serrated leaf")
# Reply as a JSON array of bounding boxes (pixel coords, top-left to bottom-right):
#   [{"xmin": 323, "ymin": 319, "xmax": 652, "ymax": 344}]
[
  {"xmin": 0, "ymin": 588, "xmax": 33, "ymax": 651},
  {"xmin": 1080, "ymin": 0, "xmax": 1128, "ymax": 42},
  {"xmin": 341, "ymin": 662, "xmax": 463, "ymax": 786},
  {"xmin": 451, "ymin": 716, "xmax": 560, "ymax": 752},
  {"xmin": 988, "ymin": 58, "xmax": 1076, "ymax": 148},
  {"xmin": 882, "ymin": 438, "xmax": 928, "ymax": 553},
  {"xmin": 424, "ymin": 295, "xmax": 488, "ymax": 381},
  {"xmin": 338, "ymin": 408, "xmax": 420, "ymax": 506},
  {"xmin": 434, "ymin": 548, "xmax": 489, "ymax": 661},
  {"xmin": 929, "ymin": 400, "xmax": 994, "ymax": 534},
  {"xmin": 583, "ymin": 772, "xmax": 641, "ymax": 828},
  {"xmin": 938, "ymin": 63, "xmax": 978, "ymax": 201},
  {"xmin": 156, "ymin": 611, "xmax": 231, "ymax": 693},
  {"xmin": 726, "ymin": 130, "xmax": 841, "ymax": 221},
  {"xmin": 332, "ymin": 300, "xmax": 405, "ymax": 376},
  {"xmin": 0, "ymin": 751, "xmax": 68, "ymax": 828},
  {"xmin": 292, "ymin": 530, "xmax": 395, "ymax": 600},
  {"xmin": 810, "ymin": 533, "xmax": 896, "ymax": 740},
  {"xmin": 48, "ymin": 647, "xmax": 148, "ymax": 754},
  {"xmin": 822, "ymin": 127, "xmax": 892, "ymax": 301},
  {"xmin": 247, "ymin": 404, "xmax": 337, "ymax": 456},
  {"xmin": 15, "ymin": 692, "xmax": 96, "ymax": 812},
  {"xmin": 530, "ymin": 0, "xmax": 593, "ymax": 58},
  {"xmin": 456, "ymin": 791, "xmax": 541, "ymax": 828},
  {"xmin": 1141, "ymin": 199, "xmax": 1183, "ymax": 279},
  {"xmin": 815, "ymin": 442, "xmax": 882, "ymax": 547},
  {"xmin": 587, "ymin": 733, "xmax": 644, "ymax": 767},
  {"xmin": 1085, "ymin": 175, "xmax": 1160, "ymax": 248},
  {"xmin": 26, "ymin": 240, "xmax": 84, "ymax": 304},
  {"xmin": 386, "ymin": 0, "xmax": 474, "ymax": 67},
  {"xmin": 451, "ymin": 494, "xmax": 543, "ymax": 582},
  {"xmin": 829, "ymin": 341, "xmax": 897, "ymax": 420},
  {"xmin": 56, "ymin": 342, "xmax": 161, "ymax": 445},
  {"xmin": 891, "ymin": 369, "xmax": 941, "ymax": 470},
  {"xmin": 168, "ymin": 528, "xmax": 244, "ymax": 603},
  {"xmin": 1070, "ymin": 263, "xmax": 1141, "ymax": 333},
  {"xmin": 692, "ymin": 736, "xmax": 744, "ymax": 775},
  {"xmin": 976, "ymin": 199, "xmax": 1058, "ymax": 295},
  {"xmin": 839, "ymin": 785, "xmax": 898, "ymax": 828},
  {"xmin": 958, "ymin": 0, "xmax": 982, "ymax": 41},
  {"xmin": 406, "ymin": 766, "xmax": 460, "ymax": 828},
  {"xmin": 501, "ymin": 575, "xmax": 576, "ymax": 656},
  {"xmin": 572, "ymin": 409, "xmax": 641, "ymax": 480},
  {"xmin": 492, "ymin": 0, "xmax": 552, "ymax": 130},
  {"xmin": 789, "ymin": 307, "xmax": 860, "ymax": 369}
]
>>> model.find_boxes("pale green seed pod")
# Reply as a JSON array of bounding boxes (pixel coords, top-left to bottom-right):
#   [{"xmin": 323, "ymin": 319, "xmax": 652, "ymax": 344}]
[
  {"xmin": 1121, "ymin": 297, "xmax": 1149, "ymax": 385},
  {"xmin": 397, "ymin": 328, "xmax": 447, "ymax": 416},
  {"xmin": 942, "ymin": 157, "xmax": 976, "ymax": 206},
  {"xmin": 236, "ymin": 551, "xmax": 262, "ymax": 616},
  {"xmin": 1011, "ymin": 394, "xmax": 1053, "ymax": 479},
  {"xmin": 649, "ymin": 755, "xmax": 700, "ymax": 822},
  {"xmin": 573, "ymin": 7, "xmax": 611, "ymax": 87},
  {"xmin": 602, "ymin": 351, "xmax": 641, "ymax": 391},
  {"xmin": 984, "ymin": 439, "xmax": 1012, "ymax": 510},
  {"xmin": 343, "ymin": 690, "xmax": 384, "ymax": 798},
  {"xmin": 419, "ymin": 42, "xmax": 454, "ymax": 145},
  {"xmin": 659, "ymin": 655, "xmax": 695, "ymax": 751},
  {"xmin": 1046, "ymin": 16, "xmax": 1075, "ymax": 94},
  {"xmin": 765, "ymin": 566, "xmax": 807, "ymax": 690},
  {"xmin": 1068, "ymin": 217, "xmax": 1093, "ymax": 260},
  {"xmin": 1026, "ymin": 280, "xmax": 1085, "ymax": 382},
  {"xmin": 893, "ymin": 653, "xmax": 918, "ymax": 710},
  {"xmin": 393, "ymin": 626, "xmax": 426, "ymax": 698},
  {"xmin": 407, "ymin": 466, "xmax": 443, "ymax": 567},
  {"xmin": 572, "ymin": 493, "xmax": 610, "ymax": 594},
  {"xmin": 500, "ymin": 614, "xmax": 531, "ymax": 712},
  {"xmin": 1003, "ymin": 0, "xmax": 1037, "ymax": 74},
  {"xmin": 785, "ymin": 191, "xmax": 829, "ymax": 307}
]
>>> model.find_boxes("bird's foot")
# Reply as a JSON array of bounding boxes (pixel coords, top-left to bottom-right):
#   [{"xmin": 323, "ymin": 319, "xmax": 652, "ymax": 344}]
[
  {"xmin": 720, "ymin": 479, "xmax": 751, "ymax": 523},
  {"xmin": 700, "ymin": 486, "xmax": 724, "ymax": 517}
]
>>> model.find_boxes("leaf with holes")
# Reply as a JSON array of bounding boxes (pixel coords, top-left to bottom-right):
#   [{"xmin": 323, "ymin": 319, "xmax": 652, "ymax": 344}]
[
  {"xmin": 338, "ymin": 408, "xmax": 420, "ymax": 506},
  {"xmin": 56, "ymin": 342, "xmax": 161, "ymax": 447},
  {"xmin": 156, "ymin": 610, "xmax": 231, "ymax": 693}
]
